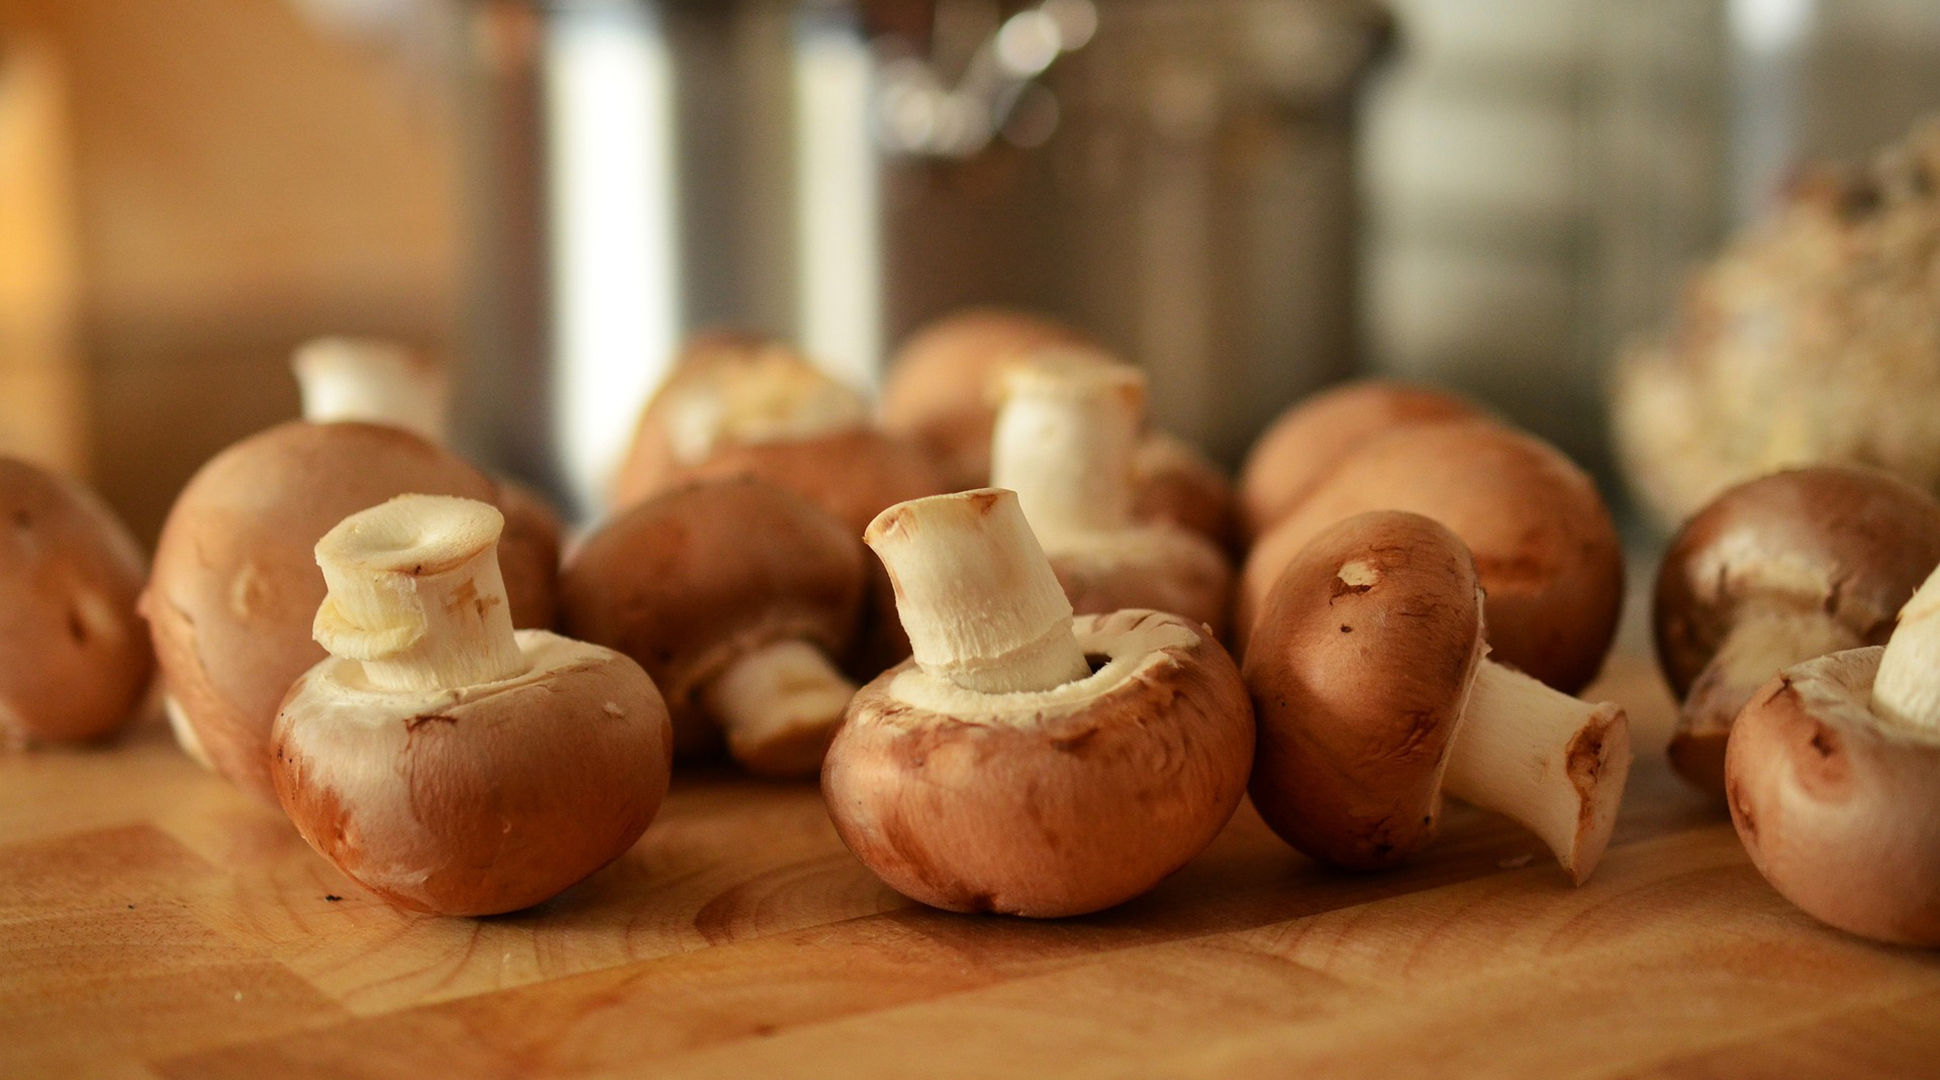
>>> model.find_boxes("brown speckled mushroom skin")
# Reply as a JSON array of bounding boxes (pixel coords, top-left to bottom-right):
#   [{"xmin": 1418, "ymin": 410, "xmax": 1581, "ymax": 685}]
[
  {"xmin": 0, "ymin": 458, "xmax": 153, "ymax": 746},
  {"xmin": 560, "ymin": 477, "xmax": 866, "ymax": 757},
  {"xmin": 273, "ymin": 639, "xmax": 672, "ymax": 916},
  {"xmin": 879, "ymin": 309, "xmax": 1096, "ymax": 488},
  {"xmin": 1050, "ymin": 542, "xmax": 1231, "ymax": 640},
  {"xmin": 1241, "ymin": 420, "xmax": 1623, "ymax": 694},
  {"xmin": 824, "ymin": 609, "xmax": 1254, "ymax": 917},
  {"xmin": 667, "ymin": 429, "xmax": 950, "ymax": 538},
  {"xmin": 142, "ymin": 422, "xmax": 532, "ymax": 803},
  {"xmin": 1132, "ymin": 435, "xmax": 1240, "ymax": 555},
  {"xmin": 1243, "ymin": 511, "xmax": 1485, "ymax": 869},
  {"xmin": 1655, "ymin": 466, "xmax": 1940, "ymax": 700},
  {"xmin": 1238, "ymin": 380, "xmax": 1483, "ymax": 541},
  {"xmin": 1726, "ymin": 648, "xmax": 1940, "ymax": 946}
]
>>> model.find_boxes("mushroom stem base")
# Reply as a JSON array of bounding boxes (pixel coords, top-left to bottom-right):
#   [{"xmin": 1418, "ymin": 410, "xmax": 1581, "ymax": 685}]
[
  {"xmin": 1446, "ymin": 659, "xmax": 1631, "ymax": 884},
  {"xmin": 702, "ymin": 640, "xmax": 857, "ymax": 777},
  {"xmin": 1676, "ymin": 608, "xmax": 1864, "ymax": 793}
]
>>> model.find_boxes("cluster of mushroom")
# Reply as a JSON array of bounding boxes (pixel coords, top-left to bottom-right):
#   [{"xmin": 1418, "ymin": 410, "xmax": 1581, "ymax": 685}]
[{"xmin": 1648, "ymin": 465, "xmax": 1940, "ymax": 945}]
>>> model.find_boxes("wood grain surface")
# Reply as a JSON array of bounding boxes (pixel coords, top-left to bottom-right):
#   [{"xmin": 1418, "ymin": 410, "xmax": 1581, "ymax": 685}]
[{"xmin": 5, "ymin": 653, "xmax": 1938, "ymax": 1079}]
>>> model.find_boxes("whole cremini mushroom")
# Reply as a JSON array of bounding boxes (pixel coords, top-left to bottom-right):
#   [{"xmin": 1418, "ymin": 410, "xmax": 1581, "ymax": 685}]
[
  {"xmin": 0, "ymin": 458, "xmax": 152, "ymax": 747},
  {"xmin": 143, "ymin": 421, "xmax": 539, "ymax": 802},
  {"xmin": 272, "ymin": 495, "xmax": 671, "ymax": 916},
  {"xmin": 824, "ymin": 489, "xmax": 1255, "ymax": 918},
  {"xmin": 1726, "ymin": 563, "xmax": 1940, "ymax": 944},
  {"xmin": 1246, "ymin": 510, "xmax": 1631, "ymax": 883},
  {"xmin": 1239, "ymin": 419, "xmax": 1624, "ymax": 693},
  {"xmin": 1237, "ymin": 379, "xmax": 1483, "ymax": 541},
  {"xmin": 990, "ymin": 355, "xmax": 1231, "ymax": 636},
  {"xmin": 561, "ymin": 477, "xmax": 866, "ymax": 776},
  {"xmin": 1654, "ymin": 466, "xmax": 1940, "ymax": 796},
  {"xmin": 293, "ymin": 336, "xmax": 562, "ymax": 630}
]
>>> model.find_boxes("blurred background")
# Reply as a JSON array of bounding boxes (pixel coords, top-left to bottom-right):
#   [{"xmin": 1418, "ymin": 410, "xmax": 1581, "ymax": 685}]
[{"xmin": 2, "ymin": 0, "xmax": 1938, "ymax": 537}]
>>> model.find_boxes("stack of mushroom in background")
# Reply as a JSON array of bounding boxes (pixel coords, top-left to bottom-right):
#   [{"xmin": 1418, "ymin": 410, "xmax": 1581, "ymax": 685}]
[{"xmin": 1, "ymin": 305, "xmax": 1936, "ymax": 941}]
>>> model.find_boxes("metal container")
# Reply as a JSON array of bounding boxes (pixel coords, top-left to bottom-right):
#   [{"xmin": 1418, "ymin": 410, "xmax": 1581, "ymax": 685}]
[{"xmin": 450, "ymin": 0, "xmax": 1392, "ymax": 513}]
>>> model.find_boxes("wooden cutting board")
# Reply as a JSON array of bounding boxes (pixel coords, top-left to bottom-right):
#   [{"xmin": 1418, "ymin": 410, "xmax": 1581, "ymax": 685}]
[{"xmin": 4, "ymin": 653, "xmax": 1938, "ymax": 1079}]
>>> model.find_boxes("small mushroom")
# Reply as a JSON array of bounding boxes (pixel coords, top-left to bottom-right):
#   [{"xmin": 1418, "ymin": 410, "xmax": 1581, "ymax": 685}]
[
  {"xmin": 561, "ymin": 477, "xmax": 866, "ymax": 776},
  {"xmin": 1726, "ymin": 563, "xmax": 1940, "ymax": 944},
  {"xmin": 608, "ymin": 333, "xmax": 877, "ymax": 511},
  {"xmin": 1237, "ymin": 379, "xmax": 1483, "ymax": 541},
  {"xmin": 990, "ymin": 355, "xmax": 1232, "ymax": 636},
  {"xmin": 0, "ymin": 458, "xmax": 153, "ymax": 747},
  {"xmin": 823, "ymin": 489, "xmax": 1255, "ymax": 917},
  {"xmin": 272, "ymin": 495, "xmax": 671, "ymax": 916},
  {"xmin": 880, "ymin": 309, "xmax": 1238, "ymax": 549},
  {"xmin": 293, "ymin": 337, "xmax": 562, "ymax": 630},
  {"xmin": 1239, "ymin": 419, "xmax": 1624, "ymax": 693},
  {"xmin": 144, "ymin": 422, "xmax": 524, "ymax": 802},
  {"xmin": 1655, "ymin": 466, "xmax": 1940, "ymax": 796},
  {"xmin": 1245, "ymin": 510, "xmax": 1631, "ymax": 883}
]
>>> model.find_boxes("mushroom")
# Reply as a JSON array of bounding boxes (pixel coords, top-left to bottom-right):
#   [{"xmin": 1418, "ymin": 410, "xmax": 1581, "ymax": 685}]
[
  {"xmin": 561, "ymin": 477, "xmax": 866, "ymax": 776},
  {"xmin": 608, "ymin": 332, "xmax": 877, "ymax": 511},
  {"xmin": 0, "ymin": 457, "xmax": 153, "ymax": 747},
  {"xmin": 1654, "ymin": 466, "xmax": 1940, "ymax": 796},
  {"xmin": 1237, "ymin": 379, "xmax": 1482, "ymax": 541},
  {"xmin": 293, "ymin": 337, "xmax": 562, "ymax": 630},
  {"xmin": 1238, "ymin": 419, "xmax": 1624, "ymax": 693},
  {"xmin": 823, "ymin": 489, "xmax": 1255, "ymax": 917},
  {"xmin": 880, "ymin": 309, "xmax": 1238, "ymax": 549},
  {"xmin": 1245, "ymin": 510, "xmax": 1631, "ymax": 883},
  {"xmin": 990, "ymin": 355, "xmax": 1232, "ymax": 636},
  {"xmin": 143, "ymin": 422, "xmax": 528, "ymax": 802},
  {"xmin": 1725, "ymin": 561, "xmax": 1940, "ymax": 944},
  {"xmin": 272, "ymin": 495, "xmax": 671, "ymax": 916}
]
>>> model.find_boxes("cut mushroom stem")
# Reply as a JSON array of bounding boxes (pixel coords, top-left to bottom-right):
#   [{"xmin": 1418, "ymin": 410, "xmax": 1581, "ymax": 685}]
[
  {"xmin": 1444, "ymin": 659, "xmax": 1632, "ymax": 884},
  {"xmin": 700, "ymin": 639, "xmax": 858, "ymax": 776},
  {"xmin": 1873, "ymin": 566, "xmax": 1940, "ymax": 730},
  {"xmin": 989, "ymin": 358, "xmax": 1144, "ymax": 540},
  {"xmin": 294, "ymin": 337, "xmax": 448, "ymax": 443},
  {"xmin": 1683, "ymin": 604, "xmax": 1864, "ymax": 742},
  {"xmin": 312, "ymin": 495, "xmax": 525, "ymax": 693},
  {"xmin": 865, "ymin": 489, "xmax": 1090, "ymax": 694}
]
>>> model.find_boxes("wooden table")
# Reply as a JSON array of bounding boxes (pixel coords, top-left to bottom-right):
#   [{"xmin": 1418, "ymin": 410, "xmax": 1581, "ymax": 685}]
[{"xmin": 5, "ymin": 654, "xmax": 1938, "ymax": 1079}]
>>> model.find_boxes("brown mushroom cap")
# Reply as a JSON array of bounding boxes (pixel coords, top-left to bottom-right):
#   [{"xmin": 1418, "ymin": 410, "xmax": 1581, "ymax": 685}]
[
  {"xmin": 668, "ymin": 428, "xmax": 950, "ymax": 538},
  {"xmin": 1243, "ymin": 511, "xmax": 1485, "ymax": 869},
  {"xmin": 273, "ymin": 631, "xmax": 672, "ymax": 916},
  {"xmin": 1048, "ymin": 528, "xmax": 1233, "ymax": 639},
  {"xmin": 879, "ymin": 308, "xmax": 1096, "ymax": 487},
  {"xmin": 0, "ymin": 458, "xmax": 153, "ymax": 746},
  {"xmin": 1238, "ymin": 380, "xmax": 1483, "ymax": 541},
  {"xmin": 142, "ymin": 421, "xmax": 516, "ymax": 802},
  {"xmin": 1239, "ymin": 419, "xmax": 1623, "ymax": 693},
  {"xmin": 1655, "ymin": 466, "xmax": 1940, "ymax": 699},
  {"xmin": 560, "ymin": 477, "xmax": 866, "ymax": 756},
  {"xmin": 1132, "ymin": 433, "xmax": 1239, "ymax": 554},
  {"xmin": 824, "ymin": 608, "xmax": 1254, "ymax": 917},
  {"xmin": 495, "ymin": 479, "xmax": 563, "ymax": 631},
  {"xmin": 1726, "ymin": 647, "xmax": 1940, "ymax": 945}
]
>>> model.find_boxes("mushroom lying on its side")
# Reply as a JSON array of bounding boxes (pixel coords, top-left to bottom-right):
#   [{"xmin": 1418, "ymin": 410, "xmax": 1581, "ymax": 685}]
[
  {"xmin": 991, "ymin": 356, "xmax": 1232, "ymax": 636},
  {"xmin": 562, "ymin": 478, "xmax": 866, "ymax": 776},
  {"xmin": 1655, "ymin": 466, "xmax": 1940, "ymax": 796},
  {"xmin": 1245, "ymin": 510, "xmax": 1631, "ymax": 883},
  {"xmin": 1727, "ymin": 561, "xmax": 1940, "ymax": 944},
  {"xmin": 0, "ymin": 458, "xmax": 152, "ymax": 747},
  {"xmin": 273, "ymin": 495, "xmax": 671, "ymax": 916},
  {"xmin": 824, "ymin": 489, "xmax": 1255, "ymax": 918}
]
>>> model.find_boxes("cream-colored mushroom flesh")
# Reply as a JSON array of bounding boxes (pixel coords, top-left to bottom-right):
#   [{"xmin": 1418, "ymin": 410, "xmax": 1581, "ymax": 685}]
[
  {"xmin": 831, "ymin": 490, "xmax": 1255, "ymax": 917},
  {"xmin": 294, "ymin": 337, "xmax": 449, "ymax": 442},
  {"xmin": 1655, "ymin": 466, "xmax": 1940, "ymax": 796},
  {"xmin": 1245, "ymin": 511, "xmax": 1628, "ymax": 883},
  {"xmin": 272, "ymin": 494, "xmax": 672, "ymax": 917}
]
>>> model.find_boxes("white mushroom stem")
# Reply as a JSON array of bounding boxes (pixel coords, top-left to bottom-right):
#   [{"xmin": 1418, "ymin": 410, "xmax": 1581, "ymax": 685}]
[
  {"xmin": 989, "ymin": 359, "xmax": 1145, "ymax": 541},
  {"xmin": 312, "ymin": 495, "xmax": 525, "ymax": 693},
  {"xmin": 1874, "ymin": 565, "xmax": 1940, "ymax": 729},
  {"xmin": 1444, "ymin": 659, "xmax": 1632, "ymax": 884},
  {"xmin": 1684, "ymin": 604, "xmax": 1864, "ymax": 731},
  {"xmin": 700, "ymin": 640, "xmax": 857, "ymax": 765},
  {"xmin": 866, "ymin": 489, "xmax": 1090, "ymax": 694},
  {"xmin": 661, "ymin": 350, "xmax": 871, "ymax": 465},
  {"xmin": 294, "ymin": 337, "xmax": 449, "ymax": 443}
]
